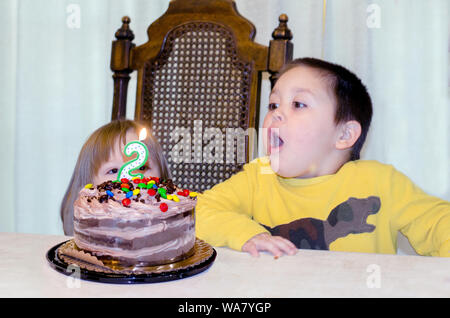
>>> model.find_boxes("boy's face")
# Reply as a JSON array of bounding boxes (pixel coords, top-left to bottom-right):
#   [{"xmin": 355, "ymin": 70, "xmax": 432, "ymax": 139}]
[
  {"xmin": 263, "ymin": 66, "xmax": 344, "ymax": 178},
  {"xmin": 93, "ymin": 130, "xmax": 161, "ymax": 185}
]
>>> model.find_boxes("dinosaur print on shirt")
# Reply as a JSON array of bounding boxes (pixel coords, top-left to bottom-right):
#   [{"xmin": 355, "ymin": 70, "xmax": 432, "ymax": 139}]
[{"xmin": 262, "ymin": 196, "xmax": 381, "ymax": 250}]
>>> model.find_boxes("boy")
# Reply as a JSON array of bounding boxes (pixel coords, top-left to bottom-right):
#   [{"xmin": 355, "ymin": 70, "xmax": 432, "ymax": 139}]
[{"xmin": 196, "ymin": 57, "xmax": 450, "ymax": 258}]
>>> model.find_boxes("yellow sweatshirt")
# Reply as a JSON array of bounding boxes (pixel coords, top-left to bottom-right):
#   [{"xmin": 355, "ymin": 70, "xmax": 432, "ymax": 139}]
[{"xmin": 196, "ymin": 157, "xmax": 450, "ymax": 257}]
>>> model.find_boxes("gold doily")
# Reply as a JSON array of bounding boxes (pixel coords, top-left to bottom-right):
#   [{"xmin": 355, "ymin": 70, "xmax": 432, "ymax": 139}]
[{"xmin": 57, "ymin": 238, "xmax": 215, "ymax": 275}]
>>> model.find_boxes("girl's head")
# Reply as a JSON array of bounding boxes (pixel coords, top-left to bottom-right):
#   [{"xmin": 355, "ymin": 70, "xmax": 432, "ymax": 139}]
[{"xmin": 60, "ymin": 119, "xmax": 169, "ymax": 235}]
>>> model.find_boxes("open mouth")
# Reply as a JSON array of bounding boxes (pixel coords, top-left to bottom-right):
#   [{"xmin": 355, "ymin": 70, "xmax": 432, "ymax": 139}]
[{"xmin": 268, "ymin": 128, "xmax": 284, "ymax": 153}]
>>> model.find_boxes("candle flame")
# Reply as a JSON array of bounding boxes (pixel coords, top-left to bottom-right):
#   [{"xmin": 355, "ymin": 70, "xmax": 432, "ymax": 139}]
[{"xmin": 139, "ymin": 128, "xmax": 147, "ymax": 141}]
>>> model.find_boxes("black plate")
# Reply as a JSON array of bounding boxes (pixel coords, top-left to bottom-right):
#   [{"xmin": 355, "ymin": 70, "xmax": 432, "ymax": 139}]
[{"xmin": 46, "ymin": 240, "xmax": 216, "ymax": 284}]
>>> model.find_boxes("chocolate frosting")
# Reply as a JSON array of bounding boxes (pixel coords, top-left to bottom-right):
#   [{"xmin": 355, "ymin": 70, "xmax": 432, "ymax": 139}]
[{"xmin": 73, "ymin": 178, "xmax": 197, "ymax": 267}]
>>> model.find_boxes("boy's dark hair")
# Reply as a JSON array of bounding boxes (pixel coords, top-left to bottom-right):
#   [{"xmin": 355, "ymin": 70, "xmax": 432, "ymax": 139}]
[{"xmin": 278, "ymin": 57, "xmax": 373, "ymax": 161}]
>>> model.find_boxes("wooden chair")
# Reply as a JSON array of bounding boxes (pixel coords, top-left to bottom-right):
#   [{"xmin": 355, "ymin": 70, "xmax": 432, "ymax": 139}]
[{"xmin": 110, "ymin": 0, "xmax": 293, "ymax": 192}]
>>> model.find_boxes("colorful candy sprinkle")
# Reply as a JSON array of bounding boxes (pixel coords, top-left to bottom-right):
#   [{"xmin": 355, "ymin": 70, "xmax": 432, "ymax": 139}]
[
  {"xmin": 159, "ymin": 203, "xmax": 168, "ymax": 212},
  {"xmin": 88, "ymin": 177, "xmax": 198, "ymax": 210},
  {"xmin": 158, "ymin": 188, "xmax": 167, "ymax": 199}
]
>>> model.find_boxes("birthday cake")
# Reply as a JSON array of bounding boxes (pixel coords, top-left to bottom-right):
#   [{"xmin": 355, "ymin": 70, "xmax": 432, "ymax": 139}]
[{"xmin": 73, "ymin": 177, "xmax": 197, "ymax": 267}]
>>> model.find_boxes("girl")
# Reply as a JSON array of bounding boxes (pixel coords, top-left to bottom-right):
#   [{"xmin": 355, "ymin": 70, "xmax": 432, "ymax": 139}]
[{"xmin": 60, "ymin": 119, "xmax": 170, "ymax": 235}]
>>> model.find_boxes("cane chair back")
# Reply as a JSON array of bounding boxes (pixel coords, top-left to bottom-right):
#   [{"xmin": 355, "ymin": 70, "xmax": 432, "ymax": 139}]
[{"xmin": 111, "ymin": 0, "xmax": 293, "ymax": 192}]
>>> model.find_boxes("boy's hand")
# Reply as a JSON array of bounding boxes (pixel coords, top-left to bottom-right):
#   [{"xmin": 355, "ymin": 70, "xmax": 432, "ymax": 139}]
[{"xmin": 242, "ymin": 232, "xmax": 297, "ymax": 258}]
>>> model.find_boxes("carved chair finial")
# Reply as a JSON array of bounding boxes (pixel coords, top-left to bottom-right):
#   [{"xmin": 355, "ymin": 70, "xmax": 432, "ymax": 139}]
[
  {"xmin": 272, "ymin": 14, "xmax": 292, "ymax": 40},
  {"xmin": 115, "ymin": 16, "xmax": 135, "ymax": 41}
]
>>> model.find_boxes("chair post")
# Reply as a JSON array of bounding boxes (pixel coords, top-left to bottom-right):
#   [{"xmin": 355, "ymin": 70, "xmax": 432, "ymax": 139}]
[
  {"xmin": 111, "ymin": 16, "xmax": 135, "ymax": 120},
  {"xmin": 268, "ymin": 14, "xmax": 293, "ymax": 88}
]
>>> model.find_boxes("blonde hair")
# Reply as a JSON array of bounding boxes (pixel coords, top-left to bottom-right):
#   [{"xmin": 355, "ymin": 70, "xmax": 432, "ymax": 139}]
[{"xmin": 60, "ymin": 119, "xmax": 170, "ymax": 235}]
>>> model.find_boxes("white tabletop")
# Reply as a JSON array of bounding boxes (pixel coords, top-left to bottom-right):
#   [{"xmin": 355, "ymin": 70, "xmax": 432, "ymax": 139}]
[{"xmin": 0, "ymin": 232, "xmax": 449, "ymax": 298}]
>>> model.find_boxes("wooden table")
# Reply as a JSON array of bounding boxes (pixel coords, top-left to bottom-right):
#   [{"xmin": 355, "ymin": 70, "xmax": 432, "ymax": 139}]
[{"xmin": 0, "ymin": 232, "xmax": 449, "ymax": 298}]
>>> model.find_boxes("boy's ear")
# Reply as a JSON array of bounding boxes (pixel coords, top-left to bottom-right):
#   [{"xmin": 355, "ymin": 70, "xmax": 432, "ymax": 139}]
[{"xmin": 335, "ymin": 120, "xmax": 362, "ymax": 150}]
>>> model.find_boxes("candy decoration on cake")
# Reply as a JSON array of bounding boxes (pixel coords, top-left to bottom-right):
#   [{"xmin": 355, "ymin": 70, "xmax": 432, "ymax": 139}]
[
  {"xmin": 116, "ymin": 128, "xmax": 149, "ymax": 182},
  {"xmin": 74, "ymin": 176, "xmax": 199, "ymax": 267},
  {"xmin": 159, "ymin": 203, "xmax": 168, "ymax": 212},
  {"xmin": 84, "ymin": 178, "xmax": 198, "ymax": 208},
  {"xmin": 122, "ymin": 198, "xmax": 131, "ymax": 206}
]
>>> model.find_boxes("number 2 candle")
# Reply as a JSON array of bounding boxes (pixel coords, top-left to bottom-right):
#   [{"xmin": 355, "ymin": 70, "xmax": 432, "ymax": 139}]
[{"xmin": 116, "ymin": 128, "xmax": 149, "ymax": 181}]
